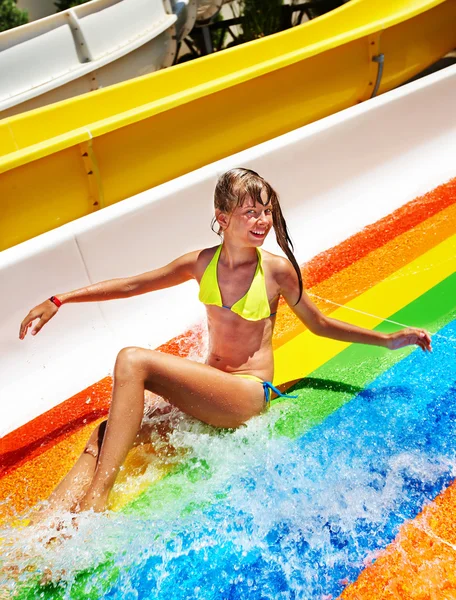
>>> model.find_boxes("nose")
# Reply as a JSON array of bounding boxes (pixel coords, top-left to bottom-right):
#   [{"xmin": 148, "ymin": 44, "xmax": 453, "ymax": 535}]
[{"xmin": 257, "ymin": 211, "xmax": 271, "ymax": 225}]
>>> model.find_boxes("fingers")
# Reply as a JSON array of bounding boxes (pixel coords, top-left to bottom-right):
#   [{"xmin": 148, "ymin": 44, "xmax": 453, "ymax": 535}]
[
  {"xmin": 31, "ymin": 317, "xmax": 49, "ymax": 337},
  {"xmin": 19, "ymin": 302, "xmax": 56, "ymax": 340},
  {"xmin": 416, "ymin": 329, "xmax": 432, "ymax": 353},
  {"xmin": 391, "ymin": 328, "xmax": 432, "ymax": 353},
  {"xmin": 19, "ymin": 313, "xmax": 36, "ymax": 340}
]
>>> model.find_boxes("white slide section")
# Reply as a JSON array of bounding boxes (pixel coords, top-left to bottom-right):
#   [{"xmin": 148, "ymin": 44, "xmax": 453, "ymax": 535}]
[
  {"xmin": 0, "ymin": 0, "xmax": 198, "ymax": 117},
  {"xmin": 0, "ymin": 64, "xmax": 455, "ymax": 436}
]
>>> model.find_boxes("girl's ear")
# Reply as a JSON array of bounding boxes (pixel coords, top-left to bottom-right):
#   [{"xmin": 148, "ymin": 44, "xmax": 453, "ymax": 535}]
[{"xmin": 215, "ymin": 209, "xmax": 229, "ymax": 231}]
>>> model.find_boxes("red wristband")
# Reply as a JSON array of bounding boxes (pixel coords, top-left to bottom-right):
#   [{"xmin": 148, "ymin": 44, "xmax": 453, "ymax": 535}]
[{"xmin": 49, "ymin": 295, "xmax": 62, "ymax": 308}]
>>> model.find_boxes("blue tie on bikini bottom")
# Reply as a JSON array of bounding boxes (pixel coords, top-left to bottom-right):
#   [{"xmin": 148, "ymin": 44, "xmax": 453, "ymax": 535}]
[{"xmin": 262, "ymin": 381, "xmax": 298, "ymax": 404}]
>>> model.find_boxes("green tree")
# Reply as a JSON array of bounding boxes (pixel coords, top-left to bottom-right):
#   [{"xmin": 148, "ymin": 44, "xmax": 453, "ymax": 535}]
[
  {"xmin": 54, "ymin": 0, "xmax": 90, "ymax": 11},
  {"xmin": 241, "ymin": 0, "xmax": 283, "ymax": 42},
  {"xmin": 0, "ymin": 0, "xmax": 28, "ymax": 33}
]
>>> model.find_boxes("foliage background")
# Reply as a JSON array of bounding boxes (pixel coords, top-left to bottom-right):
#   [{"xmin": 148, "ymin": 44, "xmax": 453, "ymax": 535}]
[
  {"xmin": 54, "ymin": 0, "xmax": 90, "ymax": 10},
  {"xmin": 0, "ymin": 0, "xmax": 28, "ymax": 32}
]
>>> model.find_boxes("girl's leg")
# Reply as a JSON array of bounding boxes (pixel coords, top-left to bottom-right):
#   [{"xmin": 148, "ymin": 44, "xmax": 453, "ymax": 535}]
[
  {"xmin": 40, "ymin": 396, "xmax": 173, "ymax": 515},
  {"xmin": 42, "ymin": 421, "xmax": 107, "ymax": 514},
  {"xmin": 78, "ymin": 347, "xmax": 264, "ymax": 512},
  {"xmin": 28, "ymin": 422, "xmax": 107, "ymax": 525}
]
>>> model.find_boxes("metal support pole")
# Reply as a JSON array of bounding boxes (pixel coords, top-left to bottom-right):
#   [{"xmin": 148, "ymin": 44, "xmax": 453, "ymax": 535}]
[
  {"xmin": 202, "ymin": 26, "xmax": 213, "ymax": 54},
  {"xmin": 370, "ymin": 53, "xmax": 385, "ymax": 98}
]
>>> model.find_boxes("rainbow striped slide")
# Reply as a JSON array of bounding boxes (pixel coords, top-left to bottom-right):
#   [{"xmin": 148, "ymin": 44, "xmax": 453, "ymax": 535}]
[{"xmin": 1, "ymin": 176, "xmax": 455, "ymax": 598}]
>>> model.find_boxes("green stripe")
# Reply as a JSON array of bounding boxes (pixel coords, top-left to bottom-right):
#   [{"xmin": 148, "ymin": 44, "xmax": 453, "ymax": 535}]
[{"xmin": 18, "ymin": 561, "xmax": 120, "ymax": 600}]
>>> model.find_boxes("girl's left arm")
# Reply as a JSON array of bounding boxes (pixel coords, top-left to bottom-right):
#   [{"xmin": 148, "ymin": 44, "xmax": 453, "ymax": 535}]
[{"xmin": 276, "ymin": 258, "xmax": 432, "ymax": 352}]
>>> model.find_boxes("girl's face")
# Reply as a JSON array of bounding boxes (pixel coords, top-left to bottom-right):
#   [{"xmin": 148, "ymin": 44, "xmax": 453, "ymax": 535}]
[{"xmin": 217, "ymin": 190, "xmax": 273, "ymax": 247}]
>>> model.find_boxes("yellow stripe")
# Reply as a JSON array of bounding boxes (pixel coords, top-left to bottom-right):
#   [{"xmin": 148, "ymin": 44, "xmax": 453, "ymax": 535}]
[
  {"xmin": 108, "ymin": 452, "xmax": 173, "ymax": 512},
  {"xmin": 274, "ymin": 234, "xmax": 456, "ymax": 386}
]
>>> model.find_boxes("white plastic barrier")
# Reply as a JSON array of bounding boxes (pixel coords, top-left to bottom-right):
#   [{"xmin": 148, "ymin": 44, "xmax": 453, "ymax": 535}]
[
  {"xmin": 76, "ymin": 0, "xmax": 173, "ymax": 60},
  {"xmin": 0, "ymin": 0, "xmax": 184, "ymax": 117},
  {"xmin": 0, "ymin": 64, "xmax": 455, "ymax": 436},
  {"xmin": 0, "ymin": 22, "xmax": 81, "ymax": 98},
  {"xmin": 0, "ymin": 229, "xmax": 116, "ymax": 436}
]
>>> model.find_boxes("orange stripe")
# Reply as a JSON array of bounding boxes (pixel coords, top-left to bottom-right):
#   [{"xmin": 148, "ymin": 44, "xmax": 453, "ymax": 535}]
[
  {"xmin": 0, "ymin": 416, "xmax": 164, "ymax": 522},
  {"xmin": 341, "ymin": 481, "xmax": 456, "ymax": 599}
]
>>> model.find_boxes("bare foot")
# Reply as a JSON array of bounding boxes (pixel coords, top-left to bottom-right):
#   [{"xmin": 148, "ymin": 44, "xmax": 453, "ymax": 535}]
[
  {"xmin": 27, "ymin": 503, "xmax": 78, "ymax": 535},
  {"xmin": 0, "ymin": 524, "xmax": 70, "ymax": 590},
  {"xmin": 75, "ymin": 489, "xmax": 108, "ymax": 513},
  {"xmin": 28, "ymin": 489, "xmax": 84, "ymax": 527},
  {"xmin": 39, "ymin": 566, "xmax": 67, "ymax": 587}
]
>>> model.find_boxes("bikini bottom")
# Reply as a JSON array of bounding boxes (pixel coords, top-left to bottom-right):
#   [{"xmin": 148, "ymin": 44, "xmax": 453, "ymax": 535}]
[{"xmin": 233, "ymin": 373, "xmax": 297, "ymax": 405}]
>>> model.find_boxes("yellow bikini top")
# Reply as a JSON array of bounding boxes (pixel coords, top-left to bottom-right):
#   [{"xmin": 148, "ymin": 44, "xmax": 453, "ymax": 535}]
[{"xmin": 198, "ymin": 245, "xmax": 275, "ymax": 321}]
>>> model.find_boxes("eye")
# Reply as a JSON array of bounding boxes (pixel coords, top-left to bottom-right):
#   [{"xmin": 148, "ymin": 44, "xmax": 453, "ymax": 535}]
[
  {"xmin": 265, "ymin": 209, "xmax": 272, "ymax": 215},
  {"xmin": 246, "ymin": 209, "xmax": 256, "ymax": 215}
]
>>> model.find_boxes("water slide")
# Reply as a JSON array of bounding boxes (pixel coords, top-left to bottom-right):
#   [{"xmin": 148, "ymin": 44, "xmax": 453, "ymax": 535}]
[
  {"xmin": 1, "ymin": 59, "xmax": 455, "ymax": 597},
  {"xmin": 1, "ymin": 0, "xmax": 455, "ymax": 251},
  {"xmin": 0, "ymin": 0, "xmax": 235, "ymax": 120},
  {"xmin": 0, "ymin": 0, "xmax": 198, "ymax": 118}
]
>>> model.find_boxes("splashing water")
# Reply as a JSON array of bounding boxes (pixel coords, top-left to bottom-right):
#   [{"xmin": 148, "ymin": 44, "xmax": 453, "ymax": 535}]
[{"xmin": 1, "ymin": 317, "xmax": 455, "ymax": 599}]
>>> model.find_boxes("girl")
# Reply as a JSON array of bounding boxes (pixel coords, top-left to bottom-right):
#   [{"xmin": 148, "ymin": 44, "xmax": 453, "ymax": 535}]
[{"xmin": 19, "ymin": 168, "xmax": 432, "ymax": 514}]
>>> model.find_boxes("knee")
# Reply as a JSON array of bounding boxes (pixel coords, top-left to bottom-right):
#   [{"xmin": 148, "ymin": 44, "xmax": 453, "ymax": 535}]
[
  {"xmin": 84, "ymin": 420, "xmax": 107, "ymax": 458},
  {"xmin": 114, "ymin": 346, "xmax": 145, "ymax": 380}
]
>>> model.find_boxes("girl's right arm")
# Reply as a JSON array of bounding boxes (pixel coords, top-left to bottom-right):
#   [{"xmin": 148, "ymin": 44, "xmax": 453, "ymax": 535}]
[{"xmin": 19, "ymin": 251, "xmax": 199, "ymax": 339}]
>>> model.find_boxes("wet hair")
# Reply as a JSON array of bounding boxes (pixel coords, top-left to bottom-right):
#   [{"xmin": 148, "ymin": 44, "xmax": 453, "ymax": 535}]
[{"xmin": 212, "ymin": 167, "xmax": 303, "ymax": 303}]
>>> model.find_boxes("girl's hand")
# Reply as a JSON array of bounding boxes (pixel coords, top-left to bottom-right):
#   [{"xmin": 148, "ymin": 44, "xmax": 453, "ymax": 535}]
[
  {"xmin": 19, "ymin": 300, "xmax": 59, "ymax": 340},
  {"xmin": 386, "ymin": 328, "xmax": 432, "ymax": 352}
]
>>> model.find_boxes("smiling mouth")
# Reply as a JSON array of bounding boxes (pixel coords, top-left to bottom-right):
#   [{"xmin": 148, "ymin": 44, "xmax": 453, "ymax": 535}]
[{"xmin": 250, "ymin": 229, "xmax": 267, "ymax": 238}]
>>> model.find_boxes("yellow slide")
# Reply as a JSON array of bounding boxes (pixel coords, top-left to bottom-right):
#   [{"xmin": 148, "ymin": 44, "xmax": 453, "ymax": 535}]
[{"xmin": 0, "ymin": 0, "xmax": 455, "ymax": 251}]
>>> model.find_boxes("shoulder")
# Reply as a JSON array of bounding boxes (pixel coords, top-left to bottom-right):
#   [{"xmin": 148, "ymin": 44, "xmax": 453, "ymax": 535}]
[
  {"xmin": 193, "ymin": 245, "xmax": 220, "ymax": 280},
  {"xmin": 154, "ymin": 247, "xmax": 217, "ymax": 283},
  {"xmin": 165, "ymin": 248, "xmax": 210, "ymax": 279},
  {"xmin": 261, "ymin": 250, "xmax": 298, "ymax": 291}
]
